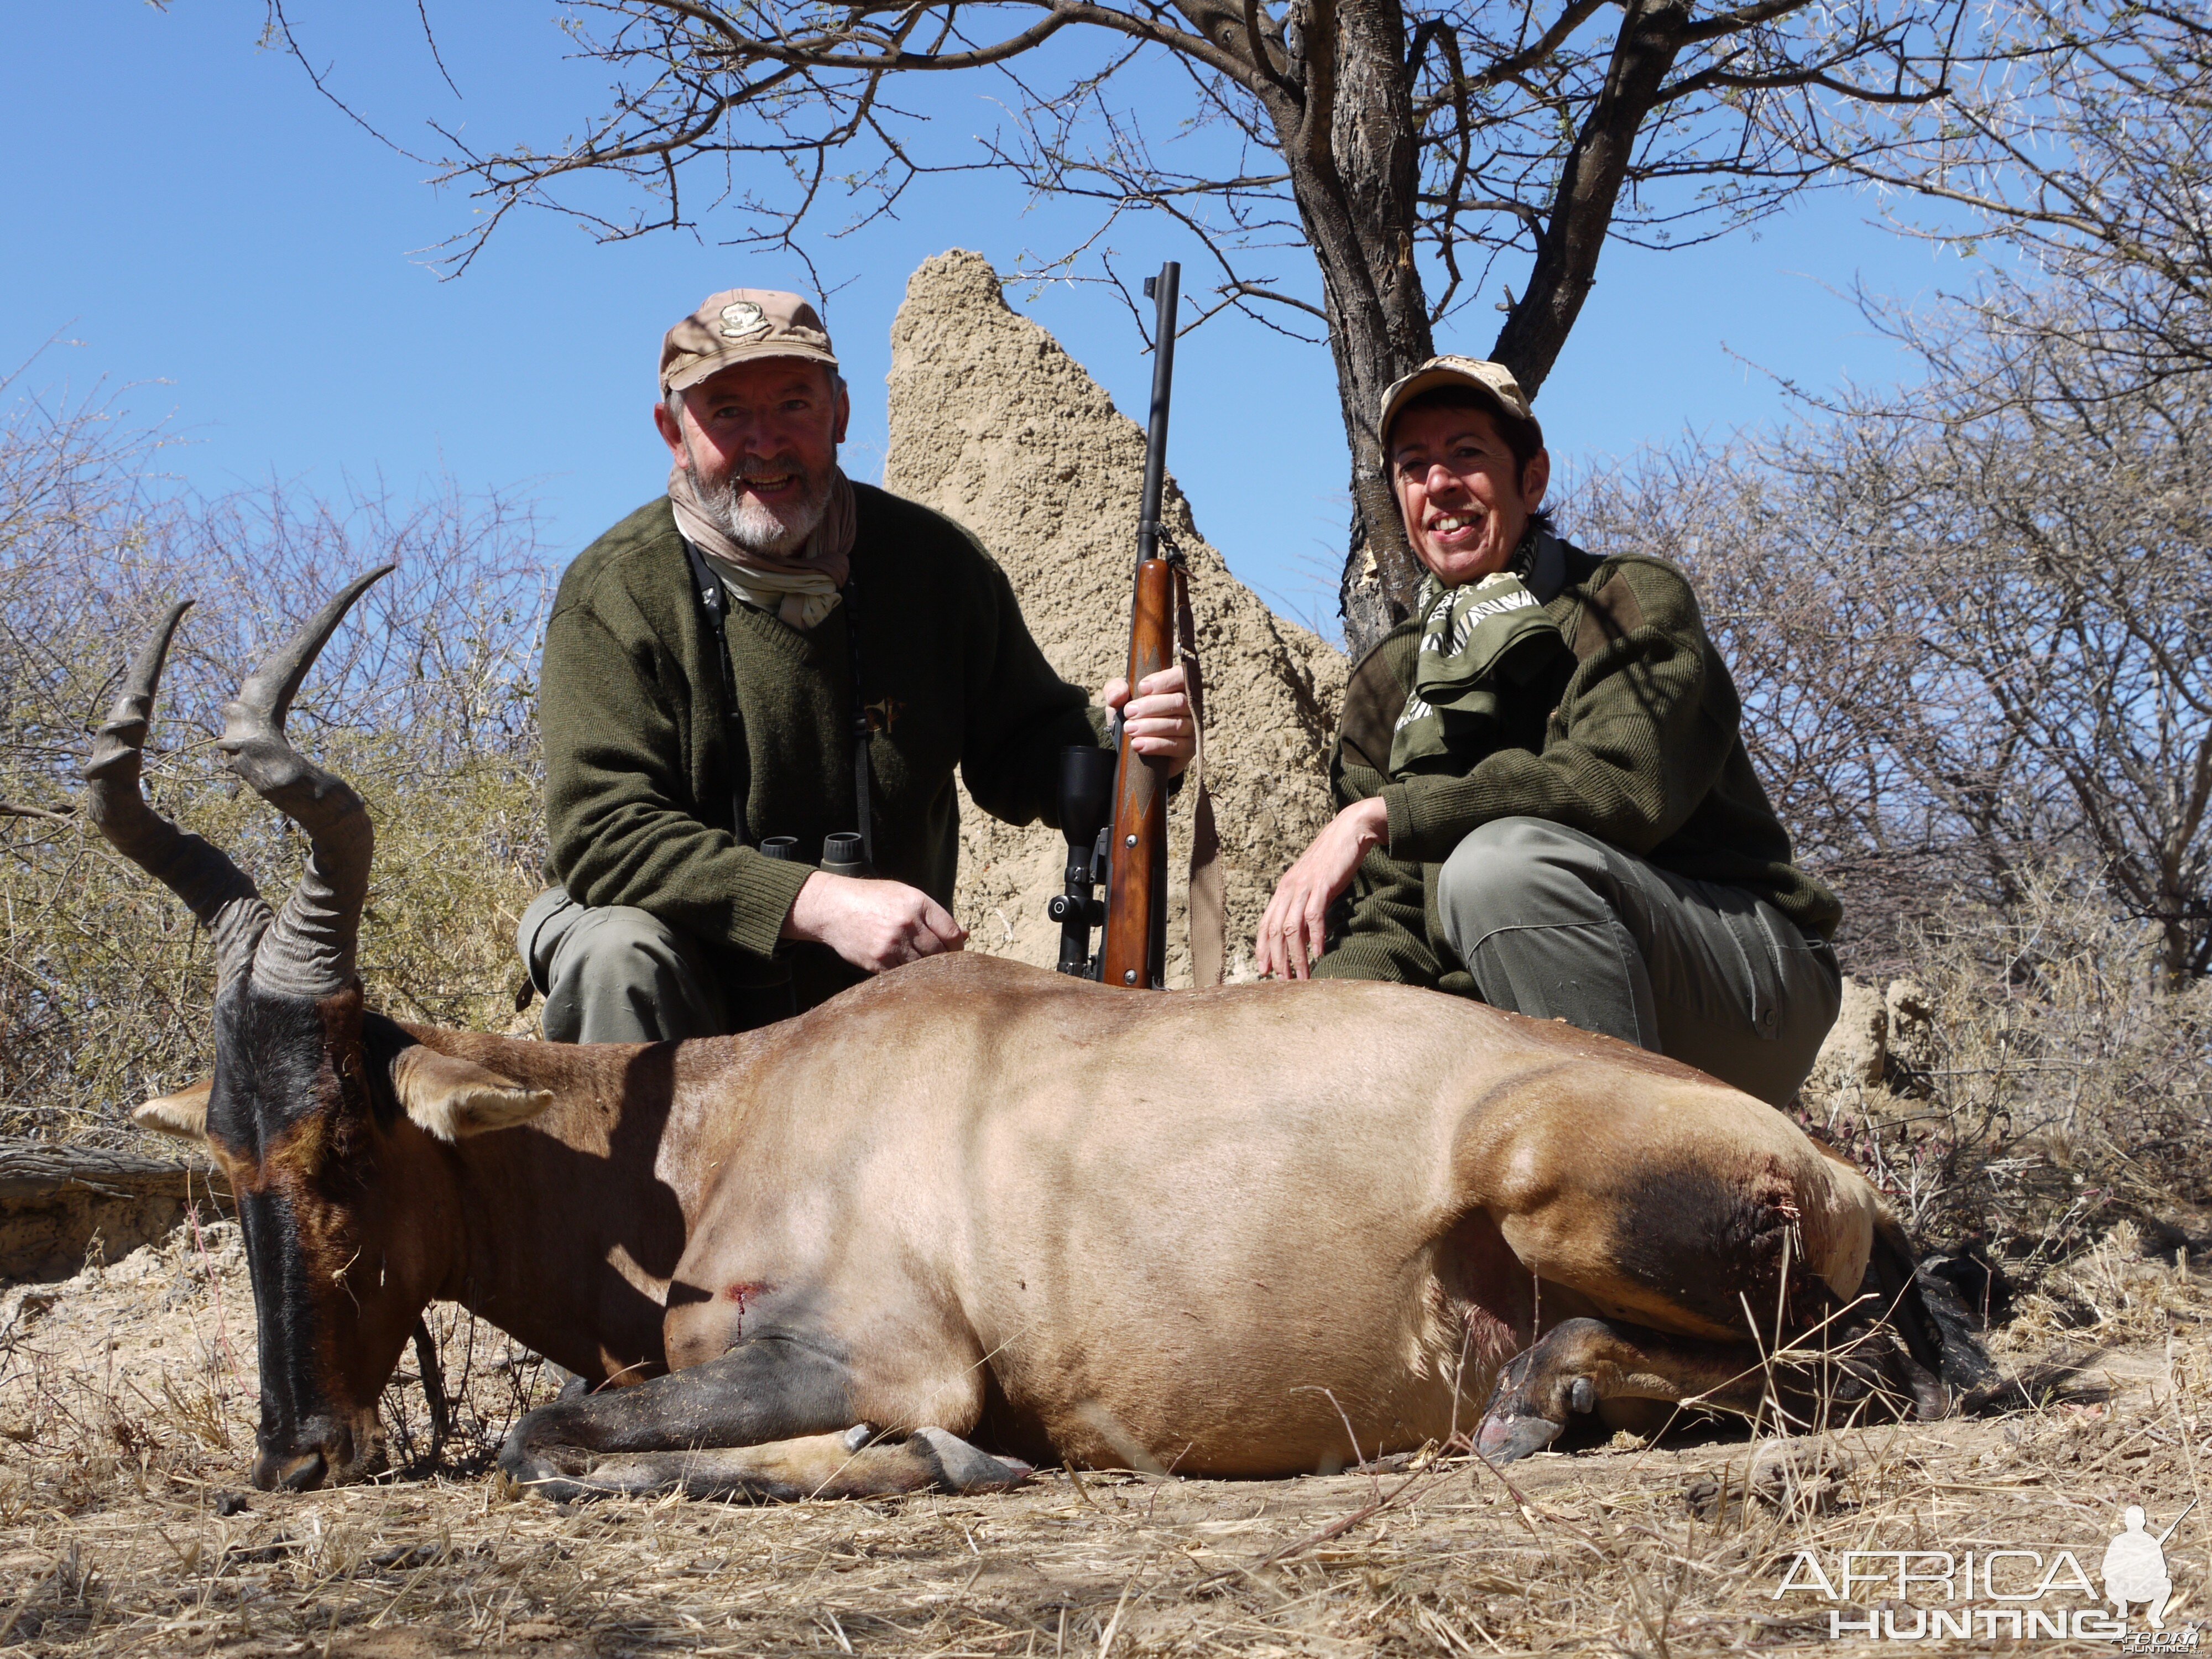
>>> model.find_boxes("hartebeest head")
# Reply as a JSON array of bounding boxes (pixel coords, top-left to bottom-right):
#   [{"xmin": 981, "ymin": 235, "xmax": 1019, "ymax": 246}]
[{"xmin": 86, "ymin": 571, "xmax": 556, "ymax": 1490}]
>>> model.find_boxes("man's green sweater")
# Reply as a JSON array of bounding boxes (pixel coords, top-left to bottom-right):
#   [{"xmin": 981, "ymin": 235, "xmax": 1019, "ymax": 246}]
[
  {"xmin": 1314, "ymin": 542, "xmax": 1840, "ymax": 993},
  {"xmin": 540, "ymin": 486, "xmax": 1104, "ymax": 1008}
]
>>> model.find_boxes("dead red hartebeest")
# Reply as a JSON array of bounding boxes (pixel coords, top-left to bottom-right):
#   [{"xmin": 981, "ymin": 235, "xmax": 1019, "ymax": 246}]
[{"xmin": 100, "ymin": 570, "xmax": 1979, "ymax": 1500}]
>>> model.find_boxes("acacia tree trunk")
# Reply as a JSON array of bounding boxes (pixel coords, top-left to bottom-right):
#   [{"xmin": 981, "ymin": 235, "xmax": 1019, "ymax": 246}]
[{"xmin": 1271, "ymin": 0, "xmax": 1435, "ymax": 652}]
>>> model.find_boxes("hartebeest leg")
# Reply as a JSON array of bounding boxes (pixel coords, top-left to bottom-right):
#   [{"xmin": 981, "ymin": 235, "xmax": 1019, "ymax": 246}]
[
  {"xmin": 507, "ymin": 1421, "xmax": 1029, "ymax": 1504},
  {"xmin": 499, "ymin": 1338, "xmax": 1029, "ymax": 1503},
  {"xmin": 1473, "ymin": 1313, "xmax": 1942, "ymax": 1463}
]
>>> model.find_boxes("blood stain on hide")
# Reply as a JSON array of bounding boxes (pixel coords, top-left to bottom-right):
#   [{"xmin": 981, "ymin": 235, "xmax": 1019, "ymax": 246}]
[{"xmin": 722, "ymin": 1283, "xmax": 772, "ymax": 1334}]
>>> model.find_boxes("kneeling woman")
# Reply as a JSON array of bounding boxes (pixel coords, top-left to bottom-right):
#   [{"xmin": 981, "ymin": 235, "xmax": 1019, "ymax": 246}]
[{"xmin": 1259, "ymin": 357, "xmax": 1840, "ymax": 1105}]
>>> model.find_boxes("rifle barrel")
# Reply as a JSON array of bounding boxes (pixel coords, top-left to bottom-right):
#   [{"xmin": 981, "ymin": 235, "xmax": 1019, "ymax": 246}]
[{"xmin": 1135, "ymin": 264, "xmax": 1180, "ymax": 566}]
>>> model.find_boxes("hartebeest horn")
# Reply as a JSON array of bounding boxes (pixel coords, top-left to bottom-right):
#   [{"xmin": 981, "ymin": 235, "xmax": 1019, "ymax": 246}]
[
  {"xmin": 82, "ymin": 601, "xmax": 273, "ymax": 989},
  {"xmin": 218, "ymin": 566, "xmax": 395, "ymax": 998}
]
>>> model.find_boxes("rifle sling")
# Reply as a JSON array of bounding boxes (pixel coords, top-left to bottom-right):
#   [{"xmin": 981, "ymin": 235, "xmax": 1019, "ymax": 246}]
[
  {"xmin": 681, "ymin": 534, "xmax": 750, "ymax": 849},
  {"xmin": 1176, "ymin": 575, "xmax": 1225, "ymax": 988}
]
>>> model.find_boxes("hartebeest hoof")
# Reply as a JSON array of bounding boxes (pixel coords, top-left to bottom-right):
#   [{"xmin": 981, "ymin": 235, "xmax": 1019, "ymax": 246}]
[
  {"xmin": 1474, "ymin": 1338, "xmax": 1593, "ymax": 1463},
  {"xmin": 1477, "ymin": 1315, "xmax": 1778, "ymax": 1464},
  {"xmin": 907, "ymin": 1426, "xmax": 1034, "ymax": 1493},
  {"xmin": 1474, "ymin": 1407, "xmax": 1567, "ymax": 1464}
]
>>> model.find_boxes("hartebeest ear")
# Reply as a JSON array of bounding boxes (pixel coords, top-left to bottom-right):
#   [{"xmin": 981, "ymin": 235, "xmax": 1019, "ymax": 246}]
[
  {"xmin": 390, "ymin": 1048, "xmax": 555, "ymax": 1142},
  {"xmin": 134, "ymin": 1077, "xmax": 213, "ymax": 1140}
]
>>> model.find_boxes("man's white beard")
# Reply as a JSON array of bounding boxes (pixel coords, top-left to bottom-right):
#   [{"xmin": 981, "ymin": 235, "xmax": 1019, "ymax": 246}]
[{"xmin": 697, "ymin": 461, "xmax": 832, "ymax": 560}]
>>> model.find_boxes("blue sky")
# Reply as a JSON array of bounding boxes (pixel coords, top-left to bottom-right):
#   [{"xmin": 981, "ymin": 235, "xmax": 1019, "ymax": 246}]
[{"xmin": 5, "ymin": 3, "xmax": 1966, "ymax": 627}]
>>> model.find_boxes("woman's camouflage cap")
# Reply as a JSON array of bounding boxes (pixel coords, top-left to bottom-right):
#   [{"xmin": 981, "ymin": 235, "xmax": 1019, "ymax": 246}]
[{"xmin": 1376, "ymin": 356, "xmax": 1538, "ymax": 446}]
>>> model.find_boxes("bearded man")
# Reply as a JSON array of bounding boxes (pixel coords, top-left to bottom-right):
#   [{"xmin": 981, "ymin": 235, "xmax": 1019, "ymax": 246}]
[
  {"xmin": 1257, "ymin": 357, "xmax": 1840, "ymax": 1105},
  {"xmin": 519, "ymin": 289, "xmax": 1193, "ymax": 1041}
]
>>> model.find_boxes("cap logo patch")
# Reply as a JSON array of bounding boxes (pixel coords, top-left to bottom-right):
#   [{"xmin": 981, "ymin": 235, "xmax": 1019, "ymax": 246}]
[{"xmin": 718, "ymin": 301, "xmax": 770, "ymax": 341}]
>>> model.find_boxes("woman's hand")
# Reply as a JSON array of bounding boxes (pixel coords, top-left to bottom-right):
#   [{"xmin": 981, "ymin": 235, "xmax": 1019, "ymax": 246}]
[
  {"xmin": 1099, "ymin": 664, "xmax": 1196, "ymax": 775},
  {"xmin": 1256, "ymin": 797, "xmax": 1390, "ymax": 979}
]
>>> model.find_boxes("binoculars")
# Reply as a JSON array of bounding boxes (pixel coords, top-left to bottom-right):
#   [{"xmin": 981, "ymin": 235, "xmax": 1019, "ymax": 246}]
[{"xmin": 761, "ymin": 832, "xmax": 871, "ymax": 879}]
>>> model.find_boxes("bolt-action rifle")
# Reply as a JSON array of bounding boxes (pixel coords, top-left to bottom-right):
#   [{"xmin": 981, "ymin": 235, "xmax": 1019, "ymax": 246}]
[{"xmin": 1051, "ymin": 261, "xmax": 1185, "ymax": 987}]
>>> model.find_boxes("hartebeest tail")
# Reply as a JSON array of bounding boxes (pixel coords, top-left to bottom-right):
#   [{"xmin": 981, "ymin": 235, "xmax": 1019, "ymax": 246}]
[{"xmin": 93, "ymin": 573, "xmax": 1986, "ymax": 1501}]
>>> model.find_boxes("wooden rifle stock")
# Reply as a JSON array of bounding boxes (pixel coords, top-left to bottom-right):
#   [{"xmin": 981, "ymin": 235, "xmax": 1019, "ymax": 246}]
[
  {"xmin": 1100, "ymin": 559, "xmax": 1180, "ymax": 986},
  {"xmin": 1099, "ymin": 260, "xmax": 1182, "ymax": 990}
]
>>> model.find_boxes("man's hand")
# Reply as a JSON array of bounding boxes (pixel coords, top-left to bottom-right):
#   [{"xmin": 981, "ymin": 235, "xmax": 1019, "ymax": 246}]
[
  {"xmin": 784, "ymin": 871, "xmax": 968, "ymax": 972},
  {"xmin": 1255, "ymin": 797, "xmax": 1390, "ymax": 980},
  {"xmin": 1099, "ymin": 663, "xmax": 1196, "ymax": 775}
]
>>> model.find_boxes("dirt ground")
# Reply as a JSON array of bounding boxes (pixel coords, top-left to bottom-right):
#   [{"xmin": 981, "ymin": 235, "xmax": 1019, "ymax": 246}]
[{"xmin": 2, "ymin": 1216, "xmax": 2208, "ymax": 1656}]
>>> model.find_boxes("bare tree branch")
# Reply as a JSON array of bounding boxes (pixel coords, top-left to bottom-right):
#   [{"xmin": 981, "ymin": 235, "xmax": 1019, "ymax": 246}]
[{"xmin": 263, "ymin": 0, "xmax": 1988, "ymax": 645}]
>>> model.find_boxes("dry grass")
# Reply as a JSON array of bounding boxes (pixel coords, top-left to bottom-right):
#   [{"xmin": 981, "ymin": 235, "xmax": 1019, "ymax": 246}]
[
  {"xmin": 4, "ymin": 1214, "xmax": 2210, "ymax": 1656},
  {"xmin": 1794, "ymin": 871, "xmax": 2212, "ymax": 1302}
]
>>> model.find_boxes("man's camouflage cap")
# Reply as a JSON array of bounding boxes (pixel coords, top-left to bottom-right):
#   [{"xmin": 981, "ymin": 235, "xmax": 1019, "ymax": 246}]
[{"xmin": 660, "ymin": 289, "xmax": 839, "ymax": 394}]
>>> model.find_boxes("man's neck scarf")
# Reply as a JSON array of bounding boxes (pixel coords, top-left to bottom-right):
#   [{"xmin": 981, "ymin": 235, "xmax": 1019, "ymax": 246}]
[
  {"xmin": 668, "ymin": 462, "xmax": 858, "ymax": 630},
  {"xmin": 1388, "ymin": 525, "xmax": 1574, "ymax": 778}
]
